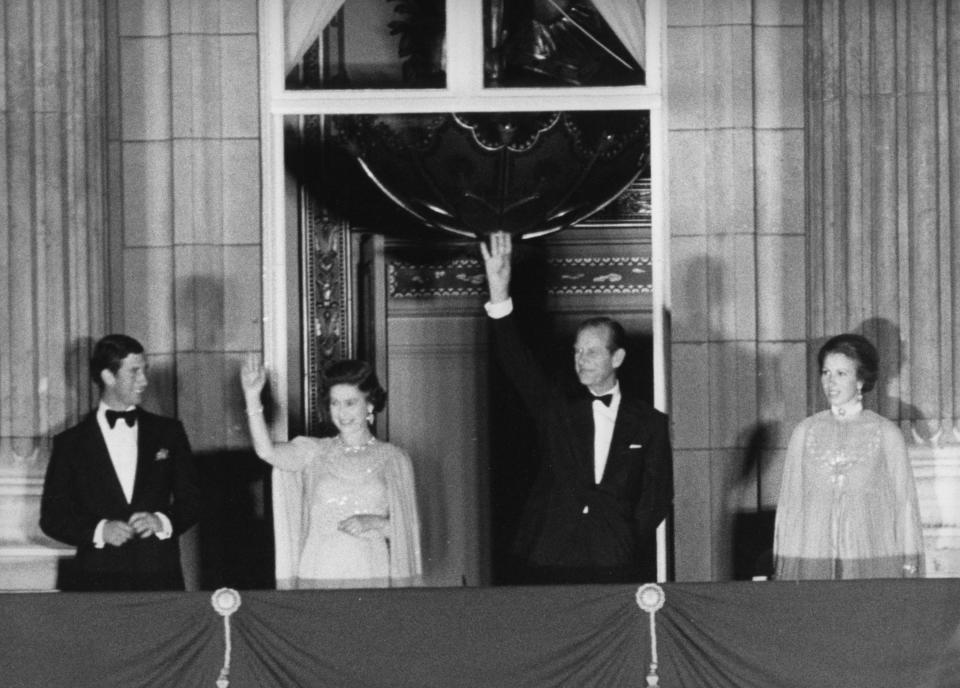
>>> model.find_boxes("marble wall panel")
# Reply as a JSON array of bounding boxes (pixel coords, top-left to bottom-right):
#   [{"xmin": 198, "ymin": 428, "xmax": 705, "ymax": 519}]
[
  {"xmin": 119, "ymin": 36, "xmax": 172, "ymax": 140},
  {"xmin": 122, "ymin": 247, "xmax": 175, "ymax": 354},
  {"xmin": 754, "ymin": 25, "xmax": 804, "ymax": 129},
  {"xmin": 122, "ymin": 140, "xmax": 174, "ymax": 247},
  {"xmin": 755, "ymin": 129, "xmax": 804, "ymax": 236},
  {"xmin": 672, "ymin": 449, "xmax": 712, "ymax": 580},
  {"xmin": 757, "ymin": 234, "xmax": 806, "ymax": 341}
]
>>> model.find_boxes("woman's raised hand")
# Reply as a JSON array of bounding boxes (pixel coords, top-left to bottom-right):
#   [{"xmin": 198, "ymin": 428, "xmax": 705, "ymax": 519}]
[{"xmin": 240, "ymin": 352, "xmax": 267, "ymax": 396}]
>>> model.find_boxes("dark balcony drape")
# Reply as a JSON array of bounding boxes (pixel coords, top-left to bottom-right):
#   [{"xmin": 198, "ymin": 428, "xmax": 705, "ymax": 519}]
[{"xmin": 3, "ymin": 581, "xmax": 960, "ymax": 687}]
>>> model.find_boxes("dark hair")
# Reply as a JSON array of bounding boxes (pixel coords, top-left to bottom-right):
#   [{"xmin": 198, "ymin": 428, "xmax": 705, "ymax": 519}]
[
  {"xmin": 576, "ymin": 316, "xmax": 627, "ymax": 352},
  {"xmin": 817, "ymin": 333, "xmax": 879, "ymax": 392},
  {"xmin": 90, "ymin": 334, "xmax": 144, "ymax": 389},
  {"xmin": 321, "ymin": 359, "xmax": 387, "ymax": 413}
]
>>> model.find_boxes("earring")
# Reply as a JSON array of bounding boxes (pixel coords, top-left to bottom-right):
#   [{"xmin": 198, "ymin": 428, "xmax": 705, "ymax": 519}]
[
  {"xmin": 857, "ymin": 387, "xmax": 863, "ymax": 401},
  {"xmin": 366, "ymin": 412, "xmax": 375, "ymax": 424}
]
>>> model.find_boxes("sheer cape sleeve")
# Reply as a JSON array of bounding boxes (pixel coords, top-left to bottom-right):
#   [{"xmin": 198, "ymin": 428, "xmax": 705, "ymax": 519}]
[
  {"xmin": 271, "ymin": 436, "xmax": 323, "ymax": 589},
  {"xmin": 383, "ymin": 444, "xmax": 423, "ymax": 586},
  {"xmin": 772, "ymin": 417, "xmax": 810, "ymax": 576},
  {"xmin": 880, "ymin": 420, "xmax": 925, "ymax": 576}
]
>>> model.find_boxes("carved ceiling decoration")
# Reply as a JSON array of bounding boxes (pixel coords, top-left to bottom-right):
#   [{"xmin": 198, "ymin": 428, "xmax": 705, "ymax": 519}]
[{"xmin": 331, "ymin": 110, "xmax": 649, "ymax": 239}]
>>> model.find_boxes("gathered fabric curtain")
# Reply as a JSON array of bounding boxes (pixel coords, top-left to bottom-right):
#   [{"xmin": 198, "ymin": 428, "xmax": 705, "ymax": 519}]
[
  {"xmin": 283, "ymin": 0, "xmax": 646, "ymax": 76},
  {"xmin": 591, "ymin": 0, "xmax": 646, "ymax": 70},
  {"xmin": 4, "ymin": 580, "xmax": 960, "ymax": 687},
  {"xmin": 285, "ymin": 0, "xmax": 346, "ymax": 74}
]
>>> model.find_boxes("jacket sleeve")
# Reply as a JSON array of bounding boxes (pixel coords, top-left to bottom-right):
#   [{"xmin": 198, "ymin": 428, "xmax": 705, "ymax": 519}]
[
  {"xmin": 632, "ymin": 410, "xmax": 674, "ymax": 537},
  {"xmin": 40, "ymin": 431, "xmax": 99, "ymax": 547},
  {"xmin": 488, "ymin": 311, "xmax": 557, "ymax": 414},
  {"xmin": 165, "ymin": 419, "xmax": 201, "ymax": 536}
]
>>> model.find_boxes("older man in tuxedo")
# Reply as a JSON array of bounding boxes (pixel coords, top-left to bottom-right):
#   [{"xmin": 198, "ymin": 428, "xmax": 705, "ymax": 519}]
[
  {"xmin": 481, "ymin": 232, "xmax": 673, "ymax": 584},
  {"xmin": 40, "ymin": 334, "xmax": 200, "ymax": 591}
]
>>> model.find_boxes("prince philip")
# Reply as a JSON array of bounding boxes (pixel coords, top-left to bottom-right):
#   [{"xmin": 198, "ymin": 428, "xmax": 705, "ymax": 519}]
[
  {"xmin": 40, "ymin": 334, "xmax": 201, "ymax": 591},
  {"xmin": 481, "ymin": 232, "xmax": 673, "ymax": 584}
]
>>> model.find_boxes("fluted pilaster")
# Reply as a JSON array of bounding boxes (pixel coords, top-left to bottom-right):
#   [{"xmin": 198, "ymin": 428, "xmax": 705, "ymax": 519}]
[
  {"xmin": 807, "ymin": 0, "xmax": 960, "ymax": 574},
  {"xmin": 0, "ymin": 0, "xmax": 107, "ymax": 586},
  {"xmin": 807, "ymin": 0, "xmax": 960, "ymax": 443}
]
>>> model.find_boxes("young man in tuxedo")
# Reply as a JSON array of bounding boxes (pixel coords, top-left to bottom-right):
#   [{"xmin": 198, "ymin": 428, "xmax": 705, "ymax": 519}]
[
  {"xmin": 481, "ymin": 231, "xmax": 673, "ymax": 584},
  {"xmin": 40, "ymin": 334, "xmax": 201, "ymax": 591}
]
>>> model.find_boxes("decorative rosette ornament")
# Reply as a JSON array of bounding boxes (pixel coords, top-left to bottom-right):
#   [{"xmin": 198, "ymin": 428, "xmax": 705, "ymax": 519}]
[
  {"xmin": 635, "ymin": 583, "xmax": 666, "ymax": 687},
  {"xmin": 211, "ymin": 588, "xmax": 242, "ymax": 688}
]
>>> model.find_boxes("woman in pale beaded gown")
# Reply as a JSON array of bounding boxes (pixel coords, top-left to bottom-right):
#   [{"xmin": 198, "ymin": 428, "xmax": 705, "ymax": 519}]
[
  {"xmin": 241, "ymin": 356, "xmax": 422, "ymax": 589},
  {"xmin": 773, "ymin": 334, "xmax": 924, "ymax": 580}
]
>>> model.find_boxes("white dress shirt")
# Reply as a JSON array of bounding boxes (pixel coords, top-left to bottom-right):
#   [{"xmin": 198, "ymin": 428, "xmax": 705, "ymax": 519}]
[
  {"xmin": 590, "ymin": 383, "xmax": 620, "ymax": 484},
  {"xmin": 97, "ymin": 402, "xmax": 138, "ymax": 502},
  {"xmin": 92, "ymin": 402, "xmax": 172, "ymax": 546}
]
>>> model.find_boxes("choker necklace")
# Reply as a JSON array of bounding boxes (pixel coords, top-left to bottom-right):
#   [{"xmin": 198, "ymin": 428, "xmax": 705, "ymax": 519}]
[
  {"xmin": 338, "ymin": 435, "xmax": 377, "ymax": 453},
  {"xmin": 831, "ymin": 400, "xmax": 863, "ymax": 418}
]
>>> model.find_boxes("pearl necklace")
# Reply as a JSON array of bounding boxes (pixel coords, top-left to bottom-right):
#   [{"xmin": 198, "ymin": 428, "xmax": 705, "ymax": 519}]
[{"xmin": 337, "ymin": 435, "xmax": 377, "ymax": 453}]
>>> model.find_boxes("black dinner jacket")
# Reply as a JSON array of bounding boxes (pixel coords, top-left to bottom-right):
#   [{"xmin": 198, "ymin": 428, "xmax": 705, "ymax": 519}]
[
  {"xmin": 489, "ymin": 311, "xmax": 673, "ymax": 579},
  {"xmin": 40, "ymin": 407, "xmax": 201, "ymax": 590}
]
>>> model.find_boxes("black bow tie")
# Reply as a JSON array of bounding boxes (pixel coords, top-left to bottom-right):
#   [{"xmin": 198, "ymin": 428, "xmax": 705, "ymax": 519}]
[
  {"xmin": 591, "ymin": 393, "xmax": 614, "ymax": 407},
  {"xmin": 106, "ymin": 409, "xmax": 138, "ymax": 429}
]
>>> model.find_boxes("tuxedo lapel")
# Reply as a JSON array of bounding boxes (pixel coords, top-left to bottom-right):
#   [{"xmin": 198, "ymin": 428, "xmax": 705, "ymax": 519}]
[
  {"xmin": 80, "ymin": 413, "xmax": 131, "ymax": 507},
  {"xmin": 568, "ymin": 396, "xmax": 596, "ymax": 484},
  {"xmin": 601, "ymin": 400, "xmax": 643, "ymax": 484},
  {"xmin": 131, "ymin": 410, "xmax": 155, "ymax": 506}
]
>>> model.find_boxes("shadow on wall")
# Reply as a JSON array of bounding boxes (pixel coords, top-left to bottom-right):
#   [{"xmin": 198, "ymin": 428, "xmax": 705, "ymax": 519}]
[
  {"xmin": 731, "ymin": 422, "xmax": 776, "ymax": 581},
  {"xmin": 674, "ymin": 253, "xmax": 782, "ymax": 581},
  {"xmin": 195, "ymin": 448, "xmax": 275, "ymax": 590}
]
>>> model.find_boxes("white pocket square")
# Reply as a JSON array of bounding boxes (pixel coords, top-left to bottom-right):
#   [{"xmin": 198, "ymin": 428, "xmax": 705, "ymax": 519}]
[{"xmin": 629, "ymin": 443, "xmax": 643, "ymax": 449}]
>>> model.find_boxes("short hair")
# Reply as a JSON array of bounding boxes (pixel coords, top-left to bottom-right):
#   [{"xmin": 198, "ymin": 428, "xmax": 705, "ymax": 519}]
[
  {"xmin": 321, "ymin": 359, "xmax": 387, "ymax": 413},
  {"xmin": 817, "ymin": 333, "xmax": 879, "ymax": 393},
  {"xmin": 576, "ymin": 317, "xmax": 627, "ymax": 353},
  {"xmin": 90, "ymin": 334, "xmax": 145, "ymax": 389}
]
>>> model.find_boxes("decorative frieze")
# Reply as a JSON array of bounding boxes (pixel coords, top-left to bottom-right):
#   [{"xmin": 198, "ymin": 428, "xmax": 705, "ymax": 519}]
[{"xmin": 387, "ymin": 255, "xmax": 653, "ymax": 299}]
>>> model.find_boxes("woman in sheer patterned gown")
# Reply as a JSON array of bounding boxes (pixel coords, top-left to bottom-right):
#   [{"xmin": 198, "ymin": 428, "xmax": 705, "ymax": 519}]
[
  {"xmin": 242, "ymin": 356, "xmax": 422, "ymax": 589},
  {"xmin": 773, "ymin": 334, "xmax": 924, "ymax": 580}
]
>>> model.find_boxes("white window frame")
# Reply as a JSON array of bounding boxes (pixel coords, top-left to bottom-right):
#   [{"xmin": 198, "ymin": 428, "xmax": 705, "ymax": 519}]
[{"xmin": 257, "ymin": 0, "xmax": 670, "ymax": 579}]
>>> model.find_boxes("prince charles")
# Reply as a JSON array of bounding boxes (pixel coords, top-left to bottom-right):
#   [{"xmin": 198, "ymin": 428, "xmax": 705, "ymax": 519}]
[{"xmin": 40, "ymin": 334, "xmax": 200, "ymax": 591}]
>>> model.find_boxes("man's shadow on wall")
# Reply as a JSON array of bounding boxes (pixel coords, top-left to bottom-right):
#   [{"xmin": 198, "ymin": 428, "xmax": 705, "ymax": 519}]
[
  {"xmin": 179, "ymin": 273, "xmax": 277, "ymax": 590},
  {"xmin": 673, "ymin": 253, "xmax": 780, "ymax": 580},
  {"xmin": 731, "ymin": 423, "xmax": 776, "ymax": 580}
]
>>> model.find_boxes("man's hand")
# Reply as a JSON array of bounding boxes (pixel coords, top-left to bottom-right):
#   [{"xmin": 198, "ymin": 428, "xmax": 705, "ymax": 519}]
[
  {"xmin": 128, "ymin": 512, "xmax": 163, "ymax": 538},
  {"xmin": 102, "ymin": 520, "xmax": 135, "ymax": 547},
  {"xmin": 480, "ymin": 231, "xmax": 512, "ymax": 303}
]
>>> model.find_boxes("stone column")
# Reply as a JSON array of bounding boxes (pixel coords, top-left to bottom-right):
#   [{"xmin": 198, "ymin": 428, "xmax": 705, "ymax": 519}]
[
  {"xmin": 806, "ymin": 0, "xmax": 960, "ymax": 574},
  {"xmin": 0, "ymin": 0, "xmax": 108, "ymax": 588}
]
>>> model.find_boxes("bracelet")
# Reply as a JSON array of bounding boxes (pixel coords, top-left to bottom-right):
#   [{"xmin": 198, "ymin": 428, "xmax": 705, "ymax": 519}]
[{"xmin": 246, "ymin": 406, "xmax": 264, "ymax": 417}]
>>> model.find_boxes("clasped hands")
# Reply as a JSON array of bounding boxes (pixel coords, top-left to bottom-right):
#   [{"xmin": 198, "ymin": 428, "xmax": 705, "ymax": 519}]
[
  {"xmin": 338, "ymin": 514, "xmax": 388, "ymax": 539},
  {"xmin": 102, "ymin": 512, "xmax": 163, "ymax": 546}
]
